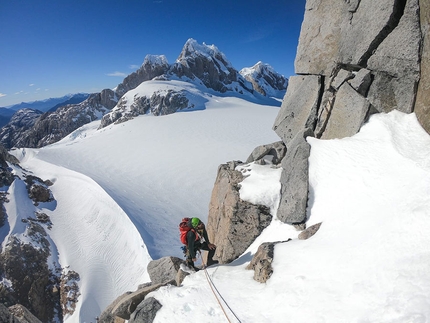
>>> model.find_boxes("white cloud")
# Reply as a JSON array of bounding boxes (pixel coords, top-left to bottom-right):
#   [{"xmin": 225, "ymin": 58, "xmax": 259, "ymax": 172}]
[
  {"xmin": 129, "ymin": 65, "xmax": 140, "ymax": 69},
  {"xmin": 106, "ymin": 71, "xmax": 127, "ymax": 77},
  {"xmin": 0, "ymin": 93, "xmax": 6, "ymax": 98},
  {"xmin": 29, "ymin": 83, "xmax": 35, "ymax": 87}
]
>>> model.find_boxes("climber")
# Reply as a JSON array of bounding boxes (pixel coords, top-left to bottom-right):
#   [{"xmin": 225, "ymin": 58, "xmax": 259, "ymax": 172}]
[{"xmin": 180, "ymin": 217, "xmax": 218, "ymax": 271}]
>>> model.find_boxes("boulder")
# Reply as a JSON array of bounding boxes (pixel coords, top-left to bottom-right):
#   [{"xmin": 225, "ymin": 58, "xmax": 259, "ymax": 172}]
[
  {"xmin": 206, "ymin": 161, "xmax": 272, "ymax": 264},
  {"xmin": 298, "ymin": 222, "xmax": 322, "ymax": 240},
  {"xmin": 277, "ymin": 128, "xmax": 314, "ymax": 224},
  {"xmin": 245, "ymin": 141, "xmax": 286, "ymax": 165},
  {"xmin": 147, "ymin": 257, "xmax": 185, "ymax": 284},
  {"xmin": 128, "ymin": 297, "xmax": 162, "ymax": 323},
  {"xmin": 246, "ymin": 241, "xmax": 290, "ymax": 283},
  {"xmin": 273, "ymin": 75, "xmax": 321, "ymax": 144},
  {"xmin": 97, "ymin": 292, "xmax": 132, "ymax": 323},
  {"xmin": 102, "ymin": 282, "xmax": 171, "ymax": 321}
]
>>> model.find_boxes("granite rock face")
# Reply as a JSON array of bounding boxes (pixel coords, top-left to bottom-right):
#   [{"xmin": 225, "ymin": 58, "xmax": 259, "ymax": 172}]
[
  {"xmin": 206, "ymin": 161, "xmax": 272, "ymax": 264},
  {"xmin": 271, "ymin": 0, "xmax": 429, "ymax": 225}
]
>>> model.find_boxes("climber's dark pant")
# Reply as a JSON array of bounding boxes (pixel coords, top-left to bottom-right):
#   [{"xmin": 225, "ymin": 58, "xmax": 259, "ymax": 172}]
[{"xmin": 187, "ymin": 241, "xmax": 216, "ymax": 266}]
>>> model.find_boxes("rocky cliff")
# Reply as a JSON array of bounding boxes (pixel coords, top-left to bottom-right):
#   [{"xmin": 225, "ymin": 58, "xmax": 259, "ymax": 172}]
[{"xmin": 271, "ymin": 0, "xmax": 430, "ymax": 225}]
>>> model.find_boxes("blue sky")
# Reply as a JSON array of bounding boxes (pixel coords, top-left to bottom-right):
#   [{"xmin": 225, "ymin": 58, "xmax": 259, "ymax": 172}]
[{"xmin": 0, "ymin": 0, "xmax": 306, "ymax": 107}]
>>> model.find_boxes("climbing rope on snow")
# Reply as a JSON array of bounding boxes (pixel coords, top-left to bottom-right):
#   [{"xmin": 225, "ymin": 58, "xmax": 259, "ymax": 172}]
[{"xmin": 198, "ymin": 251, "xmax": 242, "ymax": 323}]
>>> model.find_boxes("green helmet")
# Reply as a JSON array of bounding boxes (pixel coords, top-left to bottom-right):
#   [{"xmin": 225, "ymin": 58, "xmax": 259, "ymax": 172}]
[{"xmin": 191, "ymin": 217, "xmax": 201, "ymax": 228}]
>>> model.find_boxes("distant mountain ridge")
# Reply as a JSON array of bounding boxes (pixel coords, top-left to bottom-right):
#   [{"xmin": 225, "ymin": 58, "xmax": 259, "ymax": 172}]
[
  {"xmin": 0, "ymin": 93, "xmax": 90, "ymax": 128},
  {"xmin": 0, "ymin": 39, "xmax": 288, "ymax": 149},
  {"xmin": 1, "ymin": 93, "xmax": 90, "ymax": 112}
]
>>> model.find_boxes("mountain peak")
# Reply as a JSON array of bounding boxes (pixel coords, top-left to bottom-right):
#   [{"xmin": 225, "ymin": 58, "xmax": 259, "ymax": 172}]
[
  {"xmin": 177, "ymin": 38, "xmax": 232, "ymax": 69},
  {"xmin": 142, "ymin": 54, "xmax": 169, "ymax": 67},
  {"xmin": 240, "ymin": 62, "xmax": 288, "ymax": 97}
]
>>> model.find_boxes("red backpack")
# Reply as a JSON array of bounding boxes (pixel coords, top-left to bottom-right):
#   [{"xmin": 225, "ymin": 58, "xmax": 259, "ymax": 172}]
[{"xmin": 179, "ymin": 217, "xmax": 197, "ymax": 245}]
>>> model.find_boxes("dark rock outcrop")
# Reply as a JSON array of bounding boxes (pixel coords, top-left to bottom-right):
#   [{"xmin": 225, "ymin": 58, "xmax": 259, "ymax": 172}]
[
  {"xmin": 99, "ymin": 89, "xmax": 193, "ymax": 127},
  {"xmin": 24, "ymin": 175, "xmax": 54, "ymax": 204},
  {"xmin": 0, "ymin": 109, "xmax": 43, "ymax": 149},
  {"xmin": 0, "ymin": 236, "xmax": 60, "ymax": 322},
  {"xmin": 0, "ymin": 143, "xmax": 17, "ymax": 188},
  {"xmin": 115, "ymin": 55, "xmax": 170, "ymax": 98},
  {"xmin": 59, "ymin": 270, "xmax": 80, "ymax": 317},
  {"xmin": 128, "ymin": 297, "xmax": 162, "ymax": 323}
]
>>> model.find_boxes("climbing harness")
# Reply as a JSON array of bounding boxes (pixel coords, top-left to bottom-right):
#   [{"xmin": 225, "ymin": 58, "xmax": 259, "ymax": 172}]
[{"xmin": 198, "ymin": 251, "xmax": 242, "ymax": 323}]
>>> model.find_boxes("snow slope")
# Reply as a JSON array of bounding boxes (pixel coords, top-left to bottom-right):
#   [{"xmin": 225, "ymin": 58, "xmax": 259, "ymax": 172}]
[
  {"xmin": 14, "ymin": 94, "xmax": 280, "ymax": 322},
  {"xmin": 12, "ymin": 95, "xmax": 430, "ymax": 322},
  {"xmin": 14, "ymin": 151, "xmax": 151, "ymax": 322},
  {"xmin": 149, "ymin": 110, "xmax": 430, "ymax": 323}
]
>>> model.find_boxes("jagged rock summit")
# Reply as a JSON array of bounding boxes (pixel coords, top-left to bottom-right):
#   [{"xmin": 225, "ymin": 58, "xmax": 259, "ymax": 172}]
[
  {"xmin": 240, "ymin": 61, "xmax": 289, "ymax": 97},
  {"xmin": 0, "ymin": 38, "xmax": 287, "ymax": 149},
  {"xmin": 171, "ymin": 39, "xmax": 251, "ymax": 93}
]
